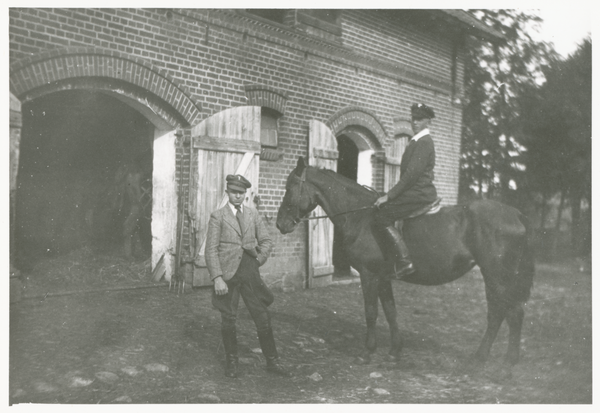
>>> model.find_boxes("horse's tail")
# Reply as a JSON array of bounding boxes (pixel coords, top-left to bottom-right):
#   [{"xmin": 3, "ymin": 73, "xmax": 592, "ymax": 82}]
[{"xmin": 513, "ymin": 211, "xmax": 535, "ymax": 303}]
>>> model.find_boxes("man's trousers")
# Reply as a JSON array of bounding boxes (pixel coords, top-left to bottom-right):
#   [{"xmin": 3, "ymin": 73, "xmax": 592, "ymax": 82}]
[{"xmin": 212, "ymin": 251, "xmax": 274, "ymax": 331}]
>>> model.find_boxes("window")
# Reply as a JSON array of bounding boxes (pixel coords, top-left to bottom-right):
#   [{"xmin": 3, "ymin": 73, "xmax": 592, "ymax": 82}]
[{"xmin": 260, "ymin": 108, "xmax": 279, "ymax": 148}]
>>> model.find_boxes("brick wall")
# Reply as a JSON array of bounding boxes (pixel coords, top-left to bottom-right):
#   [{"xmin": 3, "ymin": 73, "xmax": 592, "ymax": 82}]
[{"xmin": 10, "ymin": 8, "xmax": 468, "ymax": 287}]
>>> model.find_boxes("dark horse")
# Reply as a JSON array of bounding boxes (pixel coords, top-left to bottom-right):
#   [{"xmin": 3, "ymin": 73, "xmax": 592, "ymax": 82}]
[{"xmin": 276, "ymin": 157, "xmax": 534, "ymax": 371}]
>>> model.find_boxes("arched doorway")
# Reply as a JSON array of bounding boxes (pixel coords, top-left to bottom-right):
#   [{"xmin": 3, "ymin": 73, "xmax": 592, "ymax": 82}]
[
  {"xmin": 15, "ymin": 90, "xmax": 154, "ymax": 276},
  {"xmin": 10, "ymin": 49, "xmax": 207, "ymax": 288},
  {"xmin": 333, "ymin": 131, "xmax": 375, "ymax": 277}
]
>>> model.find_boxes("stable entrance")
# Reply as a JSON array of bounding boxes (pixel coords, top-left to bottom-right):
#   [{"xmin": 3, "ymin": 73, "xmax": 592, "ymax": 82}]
[
  {"xmin": 14, "ymin": 90, "xmax": 154, "ymax": 273},
  {"xmin": 307, "ymin": 121, "xmax": 374, "ymax": 287}
]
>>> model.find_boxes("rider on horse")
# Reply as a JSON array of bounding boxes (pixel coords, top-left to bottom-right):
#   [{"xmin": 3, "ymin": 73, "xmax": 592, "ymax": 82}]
[{"xmin": 373, "ymin": 103, "xmax": 438, "ymax": 280}]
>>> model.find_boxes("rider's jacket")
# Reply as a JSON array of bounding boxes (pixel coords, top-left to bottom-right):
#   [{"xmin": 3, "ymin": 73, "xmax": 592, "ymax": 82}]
[{"xmin": 386, "ymin": 128, "xmax": 437, "ymax": 206}]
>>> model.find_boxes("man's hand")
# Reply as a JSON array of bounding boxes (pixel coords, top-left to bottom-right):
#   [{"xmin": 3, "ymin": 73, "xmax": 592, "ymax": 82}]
[
  {"xmin": 374, "ymin": 194, "xmax": 389, "ymax": 208},
  {"xmin": 214, "ymin": 276, "xmax": 228, "ymax": 295}
]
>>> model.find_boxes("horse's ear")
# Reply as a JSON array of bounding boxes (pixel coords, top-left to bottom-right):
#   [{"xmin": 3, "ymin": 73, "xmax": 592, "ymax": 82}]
[{"xmin": 295, "ymin": 156, "xmax": 307, "ymax": 174}]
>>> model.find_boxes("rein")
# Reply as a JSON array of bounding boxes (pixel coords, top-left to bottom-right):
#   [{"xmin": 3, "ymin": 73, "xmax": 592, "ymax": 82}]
[
  {"xmin": 293, "ymin": 166, "xmax": 379, "ymax": 222},
  {"xmin": 301, "ymin": 205, "xmax": 375, "ymax": 221}
]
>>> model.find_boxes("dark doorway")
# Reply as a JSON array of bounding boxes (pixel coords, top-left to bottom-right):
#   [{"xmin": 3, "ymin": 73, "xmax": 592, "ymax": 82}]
[
  {"xmin": 337, "ymin": 135, "xmax": 358, "ymax": 181},
  {"xmin": 333, "ymin": 135, "xmax": 359, "ymax": 276},
  {"xmin": 15, "ymin": 90, "xmax": 154, "ymax": 271}
]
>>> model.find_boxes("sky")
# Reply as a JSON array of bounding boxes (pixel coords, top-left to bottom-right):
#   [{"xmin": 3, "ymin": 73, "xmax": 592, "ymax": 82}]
[{"xmin": 533, "ymin": 7, "xmax": 592, "ymax": 58}]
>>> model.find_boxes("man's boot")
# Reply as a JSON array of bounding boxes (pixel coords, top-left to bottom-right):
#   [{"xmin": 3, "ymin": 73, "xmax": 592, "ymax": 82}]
[
  {"xmin": 257, "ymin": 328, "xmax": 292, "ymax": 377},
  {"xmin": 380, "ymin": 225, "xmax": 416, "ymax": 279},
  {"xmin": 221, "ymin": 327, "xmax": 239, "ymax": 378}
]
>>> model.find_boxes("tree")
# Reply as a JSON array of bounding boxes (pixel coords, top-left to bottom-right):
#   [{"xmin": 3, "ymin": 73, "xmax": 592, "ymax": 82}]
[
  {"xmin": 520, "ymin": 39, "xmax": 592, "ymax": 257},
  {"xmin": 460, "ymin": 10, "xmax": 557, "ymax": 209}
]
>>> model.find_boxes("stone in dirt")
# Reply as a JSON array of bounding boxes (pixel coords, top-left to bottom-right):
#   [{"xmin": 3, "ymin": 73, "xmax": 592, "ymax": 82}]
[
  {"xmin": 371, "ymin": 388, "xmax": 390, "ymax": 395},
  {"xmin": 238, "ymin": 357, "xmax": 255, "ymax": 365},
  {"xmin": 308, "ymin": 372, "xmax": 323, "ymax": 382},
  {"xmin": 112, "ymin": 395, "xmax": 132, "ymax": 403},
  {"xmin": 144, "ymin": 363, "xmax": 169, "ymax": 373},
  {"xmin": 196, "ymin": 393, "xmax": 221, "ymax": 403},
  {"xmin": 95, "ymin": 371, "xmax": 120, "ymax": 383},
  {"xmin": 370, "ymin": 372, "xmax": 383, "ymax": 378},
  {"xmin": 121, "ymin": 366, "xmax": 140, "ymax": 377},
  {"xmin": 69, "ymin": 377, "xmax": 95, "ymax": 387},
  {"xmin": 33, "ymin": 381, "xmax": 57, "ymax": 393}
]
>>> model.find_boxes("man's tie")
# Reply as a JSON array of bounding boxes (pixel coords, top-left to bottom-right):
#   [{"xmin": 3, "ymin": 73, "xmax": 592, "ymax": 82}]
[
  {"xmin": 234, "ymin": 205, "xmax": 245, "ymax": 233},
  {"xmin": 235, "ymin": 205, "xmax": 258, "ymax": 258}
]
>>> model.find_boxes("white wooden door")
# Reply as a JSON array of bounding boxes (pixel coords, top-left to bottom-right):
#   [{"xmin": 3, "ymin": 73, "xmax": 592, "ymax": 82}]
[
  {"xmin": 191, "ymin": 106, "xmax": 262, "ymax": 286},
  {"xmin": 384, "ymin": 136, "xmax": 410, "ymax": 233},
  {"xmin": 151, "ymin": 130, "xmax": 178, "ymax": 282},
  {"xmin": 307, "ymin": 120, "xmax": 339, "ymax": 288},
  {"xmin": 384, "ymin": 137, "xmax": 409, "ymax": 192}
]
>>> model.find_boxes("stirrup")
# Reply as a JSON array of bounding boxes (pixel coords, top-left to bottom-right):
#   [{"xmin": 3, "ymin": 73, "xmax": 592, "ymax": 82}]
[{"xmin": 392, "ymin": 261, "xmax": 416, "ymax": 280}]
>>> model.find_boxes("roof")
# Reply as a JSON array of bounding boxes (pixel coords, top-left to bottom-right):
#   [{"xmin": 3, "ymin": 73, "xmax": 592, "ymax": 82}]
[{"xmin": 437, "ymin": 10, "xmax": 505, "ymax": 42}]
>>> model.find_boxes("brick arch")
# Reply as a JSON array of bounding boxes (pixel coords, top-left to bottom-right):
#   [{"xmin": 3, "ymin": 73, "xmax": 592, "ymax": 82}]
[
  {"xmin": 9, "ymin": 47, "xmax": 203, "ymax": 129},
  {"xmin": 244, "ymin": 84, "xmax": 288, "ymax": 116},
  {"xmin": 393, "ymin": 117, "xmax": 413, "ymax": 137},
  {"xmin": 325, "ymin": 106, "xmax": 389, "ymax": 149}
]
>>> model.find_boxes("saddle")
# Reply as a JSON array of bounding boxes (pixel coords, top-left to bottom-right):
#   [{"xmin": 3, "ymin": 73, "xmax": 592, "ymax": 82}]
[{"xmin": 404, "ymin": 198, "xmax": 442, "ymax": 220}]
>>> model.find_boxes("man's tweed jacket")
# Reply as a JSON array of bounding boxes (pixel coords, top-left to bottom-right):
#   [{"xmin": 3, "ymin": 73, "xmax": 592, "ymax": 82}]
[{"xmin": 205, "ymin": 204, "xmax": 273, "ymax": 282}]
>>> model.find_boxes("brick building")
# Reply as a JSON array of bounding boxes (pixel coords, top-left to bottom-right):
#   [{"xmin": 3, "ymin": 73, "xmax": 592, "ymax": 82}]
[{"xmin": 9, "ymin": 9, "xmax": 501, "ymax": 291}]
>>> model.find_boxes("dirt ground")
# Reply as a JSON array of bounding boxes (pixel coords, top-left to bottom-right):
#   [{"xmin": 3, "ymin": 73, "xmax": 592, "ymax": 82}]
[{"xmin": 9, "ymin": 251, "xmax": 593, "ymax": 405}]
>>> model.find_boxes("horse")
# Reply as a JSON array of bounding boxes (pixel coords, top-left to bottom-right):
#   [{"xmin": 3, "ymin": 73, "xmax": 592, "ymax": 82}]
[
  {"xmin": 276, "ymin": 156, "xmax": 535, "ymax": 373},
  {"xmin": 87, "ymin": 161, "xmax": 152, "ymax": 258}
]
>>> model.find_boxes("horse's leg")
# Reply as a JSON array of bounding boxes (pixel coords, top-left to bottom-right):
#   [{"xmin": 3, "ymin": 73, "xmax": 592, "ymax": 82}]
[
  {"xmin": 471, "ymin": 284, "xmax": 508, "ymax": 367},
  {"xmin": 504, "ymin": 303, "xmax": 524, "ymax": 365},
  {"xmin": 377, "ymin": 277, "xmax": 403, "ymax": 362},
  {"xmin": 474, "ymin": 302, "xmax": 524, "ymax": 382},
  {"xmin": 356, "ymin": 270, "xmax": 379, "ymax": 364}
]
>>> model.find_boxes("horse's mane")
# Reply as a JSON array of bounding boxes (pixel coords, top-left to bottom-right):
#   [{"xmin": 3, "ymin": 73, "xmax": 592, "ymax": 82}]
[{"xmin": 310, "ymin": 166, "xmax": 380, "ymax": 203}]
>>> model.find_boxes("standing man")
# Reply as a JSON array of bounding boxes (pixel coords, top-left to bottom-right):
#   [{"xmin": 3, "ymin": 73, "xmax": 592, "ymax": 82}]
[
  {"xmin": 205, "ymin": 174, "xmax": 291, "ymax": 378},
  {"xmin": 373, "ymin": 103, "xmax": 438, "ymax": 279}
]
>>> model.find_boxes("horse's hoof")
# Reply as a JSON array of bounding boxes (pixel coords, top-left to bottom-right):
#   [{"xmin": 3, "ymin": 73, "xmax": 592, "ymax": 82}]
[{"xmin": 354, "ymin": 355, "xmax": 371, "ymax": 365}]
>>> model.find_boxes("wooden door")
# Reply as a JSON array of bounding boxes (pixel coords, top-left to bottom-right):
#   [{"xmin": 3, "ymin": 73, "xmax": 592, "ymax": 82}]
[
  {"xmin": 384, "ymin": 136, "xmax": 409, "ymax": 192},
  {"xmin": 384, "ymin": 136, "xmax": 410, "ymax": 233},
  {"xmin": 307, "ymin": 120, "xmax": 339, "ymax": 288},
  {"xmin": 151, "ymin": 130, "xmax": 178, "ymax": 282},
  {"xmin": 190, "ymin": 106, "xmax": 262, "ymax": 287},
  {"xmin": 10, "ymin": 92, "xmax": 22, "ymax": 300}
]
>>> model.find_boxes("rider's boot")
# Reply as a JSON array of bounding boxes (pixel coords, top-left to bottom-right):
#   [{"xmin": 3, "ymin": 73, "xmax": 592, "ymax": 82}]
[
  {"xmin": 221, "ymin": 327, "xmax": 239, "ymax": 378},
  {"xmin": 381, "ymin": 225, "xmax": 416, "ymax": 280}
]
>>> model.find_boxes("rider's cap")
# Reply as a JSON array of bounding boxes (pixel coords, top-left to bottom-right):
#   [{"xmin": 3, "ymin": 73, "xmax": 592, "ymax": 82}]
[
  {"xmin": 411, "ymin": 103, "xmax": 435, "ymax": 120},
  {"xmin": 226, "ymin": 174, "xmax": 251, "ymax": 191}
]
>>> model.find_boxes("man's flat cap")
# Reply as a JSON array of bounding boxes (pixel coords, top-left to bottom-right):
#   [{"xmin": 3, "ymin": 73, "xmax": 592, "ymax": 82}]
[
  {"xmin": 226, "ymin": 174, "xmax": 252, "ymax": 191},
  {"xmin": 411, "ymin": 103, "xmax": 435, "ymax": 120}
]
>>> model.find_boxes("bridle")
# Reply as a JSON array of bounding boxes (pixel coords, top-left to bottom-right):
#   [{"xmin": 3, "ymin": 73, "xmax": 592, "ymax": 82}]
[{"xmin": 290, "ymin": 166, "xmax": 377, "ymax": 223}]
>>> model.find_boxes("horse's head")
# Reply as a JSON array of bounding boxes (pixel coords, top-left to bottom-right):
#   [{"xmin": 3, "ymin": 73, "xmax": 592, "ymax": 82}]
[{"xmin": 276, "ymin": 157, "xmax": 319, "ymax": 234}]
